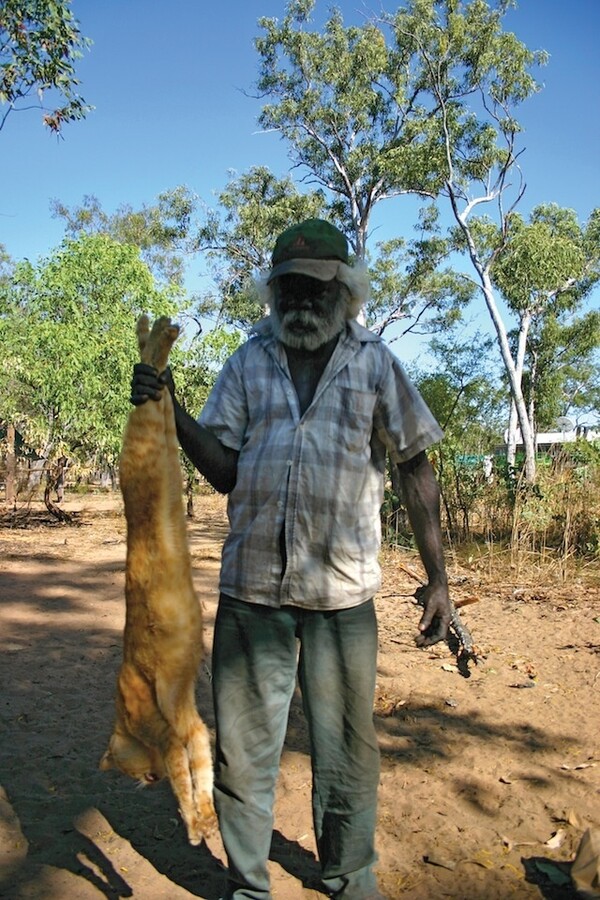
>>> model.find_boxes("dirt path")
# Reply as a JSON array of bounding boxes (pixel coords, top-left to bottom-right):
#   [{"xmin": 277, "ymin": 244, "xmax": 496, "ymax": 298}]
[{"xmin": 1, "ymin": 493, "xmax": 599, "ymax": 899}]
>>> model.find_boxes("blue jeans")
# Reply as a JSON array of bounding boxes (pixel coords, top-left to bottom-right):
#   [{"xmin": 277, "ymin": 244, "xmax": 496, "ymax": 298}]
[{"xmin": 212, "ymin": 595, "xmax": 381, "ymax": 900}]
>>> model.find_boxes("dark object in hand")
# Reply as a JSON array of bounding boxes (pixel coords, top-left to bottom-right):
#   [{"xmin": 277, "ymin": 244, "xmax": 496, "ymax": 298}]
[
  {"xmin": 414, "ymin": 584, "xmax": 479, "ymax": 675},
  {"xmin": 130, "ymin": 363, "xmax": 173, "ymax": 406}
]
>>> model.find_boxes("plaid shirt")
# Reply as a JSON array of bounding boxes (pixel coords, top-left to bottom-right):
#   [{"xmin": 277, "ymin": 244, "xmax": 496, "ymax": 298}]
[{"xmin": 199, "ymin": 318, "xmax": 443, "ymax": 610}]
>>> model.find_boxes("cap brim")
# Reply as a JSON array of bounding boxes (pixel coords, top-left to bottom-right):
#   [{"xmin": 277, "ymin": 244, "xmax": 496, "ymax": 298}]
[{"xmin": 267, "ymin": 258, "xmax": 341, "ymax": 284}]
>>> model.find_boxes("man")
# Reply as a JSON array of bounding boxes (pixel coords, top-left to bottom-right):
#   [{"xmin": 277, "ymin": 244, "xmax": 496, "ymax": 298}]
[{"xmin": 132, "ymin": 219, "xmax": 451, "ymax": 900}]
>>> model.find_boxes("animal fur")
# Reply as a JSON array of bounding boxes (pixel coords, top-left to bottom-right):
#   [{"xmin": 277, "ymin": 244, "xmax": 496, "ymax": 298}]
[{"xmin": 100, "ymin": 315, "xmax": 216, "ymax": 845}]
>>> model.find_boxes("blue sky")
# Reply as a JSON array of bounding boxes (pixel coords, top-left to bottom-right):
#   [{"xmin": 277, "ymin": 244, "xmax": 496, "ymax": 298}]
[{"xmin": 2, "ymin": 0, "xmax": 599, "ymax": 336}]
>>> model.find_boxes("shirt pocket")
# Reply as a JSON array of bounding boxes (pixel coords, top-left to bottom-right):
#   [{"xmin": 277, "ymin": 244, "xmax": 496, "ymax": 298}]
[{"xmin": 328, "ymin": 376, "xmax": 377, "ymax": 454}]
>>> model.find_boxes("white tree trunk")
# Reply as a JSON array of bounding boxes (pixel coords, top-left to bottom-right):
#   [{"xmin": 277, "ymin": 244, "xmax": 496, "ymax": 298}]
[
  {"xmin": 478, "ymin": 271, "xmax": 536, "ymax": 481},
  {"xmin": 506, "ymin": 399, "xmax": 519, "ymax": 469},
  {"xmin": 452, "ymin": 197, "xmax": 537, "ymax": 481},
  {"xmin": 447, "ymin": 172, "xmax": 536, "ymax": 480},
  {"xmin": 506, "ymin": 310, "xmax": 532, "ymax": 470}
]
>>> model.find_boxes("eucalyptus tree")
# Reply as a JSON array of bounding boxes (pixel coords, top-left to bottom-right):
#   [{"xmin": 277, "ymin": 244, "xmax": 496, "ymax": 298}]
[
  {"xmin": 0, "ymin": 234, "xmax": 181, "ymax": 502},
  {"xmin": 525, "ymin": 317, "xmax": 600, "ymax": 430},
  {"xmin": 0, "ymin": 0, "xmax": 92, "ymax": 134},
  {"xmin": 491, "ymin": 205, "xmax": 600, "ymax": 461},
  {"xmin": 562, "ymin": 356, "xmax": 600, "ymax": 427},
  {"xmin": 366, "ymin": 210, "xmax": 475, "ymax": 340},
  {"xmin": 412, "ymin": 331, "xmax": 505, "ymax": 538},
  {"xmin": 255, "ymin": 0, "xmax": 446, "ymax": 259},
  {"xmin": 251, "ymin": 0, "xmax": 479, "ymax": 337},
  {"xmin": 367, "ymin": 0, "xmax": 549, "ymax": 481},
  {"xmin": 51, "ymin": 186, "xmax": 200, "ymax": 286}
]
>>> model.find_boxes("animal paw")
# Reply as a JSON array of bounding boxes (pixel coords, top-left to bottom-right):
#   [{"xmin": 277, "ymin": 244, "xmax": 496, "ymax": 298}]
[{"xmin": 185, "ymin": 794, "xmax": 218, "ymax": 845}]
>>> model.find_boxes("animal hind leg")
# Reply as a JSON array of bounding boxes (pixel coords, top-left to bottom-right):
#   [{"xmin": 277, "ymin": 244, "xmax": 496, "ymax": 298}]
[
  {"xmin": 187, "ymin": 714, "xmax": 217, "ymax": 835},
  {"xmin": 122, "ymin": 675, "xmax": 211, "ymax": 845},
  {"xmin": 136, "ymin": 314, "xmax": 151, "ymax": 355},
  {"xmin": 157, "ymin": 676, "xmax": 217, "ymax": 840},
  {"xmin": 138, "ymin": 316, "xmax": 179, "ymax": 372},
  {"xmin": 160, "ymin": 734, "xmax": 209, "ymax": 845}
]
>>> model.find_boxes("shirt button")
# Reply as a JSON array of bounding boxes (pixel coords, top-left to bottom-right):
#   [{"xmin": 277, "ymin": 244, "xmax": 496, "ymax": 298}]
[
  {"xmin": 287, "ymin": 459, "xmax": 292, "ymax": 466},
  {"xmin": 277, "ymin": 501, "xmax": 284, "ymax": 508}
]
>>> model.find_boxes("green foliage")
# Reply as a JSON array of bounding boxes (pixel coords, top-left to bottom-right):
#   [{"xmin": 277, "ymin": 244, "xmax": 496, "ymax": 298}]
[
  {"xmin": 367, "ymin": 207, "xmax": 475, "ymax": 338},
  {"xmin": 562, "ymin": 354, "xmax": 600, "ymax": 424},
  {"xmin": 417, "ymin": 331, "xmax": 505, "ymax": 432},
  {"xmin": 255, "ymin": 1, "xmax": 448, "ymax": 253},
  {"xmin": 492, "ymin": 207, "xmax": 592, "ymax": 313},
  {"xmin": 0, "ymin": 244, "xmax": 14, "ymax": 282},
  {"xmin": 51, "ymin": 186, "xmax": 201, "ymax": 286},
  {"xmin": 255, "ymin": 0, "xmax": 546, "ymax": 242},
  {"xmin": 510, "ymin": 442, "xmax": 600, "ymax": 563},
  {"xmin": 385, "ymin": 433, "xmax": 600, "ymax": 566},
  {"xmin": 492, "ymin": 205, "xmax": 600, "ymax": 430},
  {"xmin": 0, "ymin": 234, "xmax": 181, "ymax": 467},
  {"xmin": 389, "ymin": 0, "xmax": 546, "ymax": 191},
  {"xmin": 251, "ymin": 0, "xmax": 553, "ymax": 379},
  {"xmin": 173, "ymin": 325, "xmax": 244, "ymax": 509},
  {"xmin": 0, "ymin": 0, "xmax": 93, "ymax": 134},
  {"xmin": 175, "ymin": 327, "xmax": 244, "ymax": 416},
  {"xmin": 407, "ymin": 331, "xmax": 506, "ymax": 540},
  {"xmin": 382, "ymin": 1, "xmax": 546, "ymax": 483},
  {"xmin": 197, "ymin": 166, "xmax": 324, "ymax": 328}
]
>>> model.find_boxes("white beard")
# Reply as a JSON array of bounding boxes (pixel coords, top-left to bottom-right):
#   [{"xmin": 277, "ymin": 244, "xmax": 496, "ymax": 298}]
[{"xmin": 271, "ymin": 298, "xmax": 347, "ymax": 351}]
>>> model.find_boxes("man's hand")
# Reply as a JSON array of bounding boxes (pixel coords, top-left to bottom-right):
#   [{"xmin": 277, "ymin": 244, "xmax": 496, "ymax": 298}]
[
  {"xmin": 130, "ymin": 363, "xmax": 174, "ymax": 406},
  {"xmin": 415, "ymin": 582, "xmax": 451, "ymax": 647}
]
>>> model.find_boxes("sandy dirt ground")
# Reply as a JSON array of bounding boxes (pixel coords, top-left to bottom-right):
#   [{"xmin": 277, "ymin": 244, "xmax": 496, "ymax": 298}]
[{"xmin": 1, "ymin": 491, "xmax": 599, "ymax": 900}]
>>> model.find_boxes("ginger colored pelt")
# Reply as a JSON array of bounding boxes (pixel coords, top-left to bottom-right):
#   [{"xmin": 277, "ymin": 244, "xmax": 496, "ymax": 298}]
[{"xmin": 100, "ymin": 315, "xmax": 217, "ymax": 845}]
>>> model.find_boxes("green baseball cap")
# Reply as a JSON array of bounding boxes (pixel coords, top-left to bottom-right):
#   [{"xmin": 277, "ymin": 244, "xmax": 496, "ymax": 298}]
[{"xmin": 268, "ymin": 219, "xmax": 349, "ymax": 283}]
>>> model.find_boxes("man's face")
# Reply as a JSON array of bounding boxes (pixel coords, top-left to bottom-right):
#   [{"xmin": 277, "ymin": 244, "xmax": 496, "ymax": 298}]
[{"xmin": 270, "ymin": 273, "xmax": 347, "ymax": 351}]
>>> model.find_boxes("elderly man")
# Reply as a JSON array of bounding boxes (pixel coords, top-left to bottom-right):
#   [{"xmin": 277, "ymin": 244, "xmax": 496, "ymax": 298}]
[{"xmin": 132, "ymin": 219, "xmax": 451, "ymax": 900}]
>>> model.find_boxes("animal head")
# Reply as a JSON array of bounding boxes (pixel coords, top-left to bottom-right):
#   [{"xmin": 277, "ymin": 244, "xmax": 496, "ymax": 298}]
[{"xmin": 99, "ymin": 731, "xmax": 166, "ymax": 786}]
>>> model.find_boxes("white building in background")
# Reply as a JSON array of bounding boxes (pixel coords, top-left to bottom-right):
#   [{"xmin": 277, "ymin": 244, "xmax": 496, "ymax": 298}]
[{"xmin": 504, "ymin": 418, "xmax": 600, "ymax": 449}]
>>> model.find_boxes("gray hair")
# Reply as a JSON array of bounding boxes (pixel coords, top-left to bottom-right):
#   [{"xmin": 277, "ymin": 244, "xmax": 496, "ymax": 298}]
[{"xmin": 255, "ymin": 260, "xmax": 370, "ymax": 320}]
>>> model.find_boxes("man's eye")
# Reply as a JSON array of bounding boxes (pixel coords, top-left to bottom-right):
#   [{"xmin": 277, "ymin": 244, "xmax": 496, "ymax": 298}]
[{"xmin": 299, "ymin": 284, "xmax": 327, "ymax": 298}]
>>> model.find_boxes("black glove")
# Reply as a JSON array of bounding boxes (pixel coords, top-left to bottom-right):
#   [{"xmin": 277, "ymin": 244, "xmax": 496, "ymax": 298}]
[{"xmin": 130, "ymin": 363, "xmax": 174, "ymax": 406}]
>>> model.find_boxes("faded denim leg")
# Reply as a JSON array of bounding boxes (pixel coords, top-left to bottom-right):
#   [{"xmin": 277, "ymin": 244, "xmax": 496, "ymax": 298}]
[
  {"xmin": 298, "ymin": 600, "xmax": 381, "ymax": 900},
  {"xmin": 211, "ymin": 595, "xmax": 299, "ymax": 900}
]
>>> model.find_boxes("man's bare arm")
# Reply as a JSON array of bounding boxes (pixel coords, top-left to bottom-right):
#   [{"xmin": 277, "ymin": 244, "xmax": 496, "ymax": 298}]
[
  {"xmin": 131, "ymin": 363, "xmax": 238, "ymax": 494},
  {"xmin": 397, "ymin": 450, "xmax": 451, "ymax": 646},
  {"xmin": 172, "ymin": 398, "xmax": 238, "ymax": 494}
]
